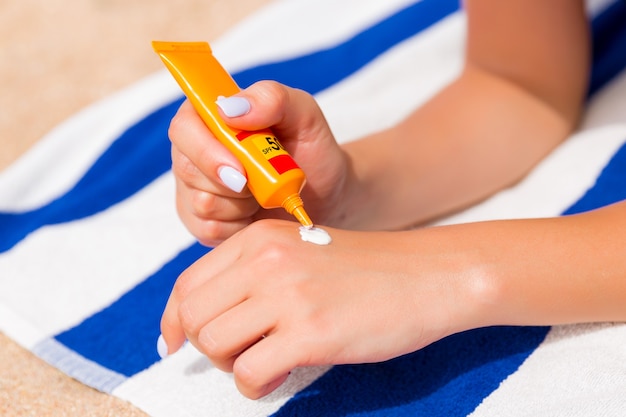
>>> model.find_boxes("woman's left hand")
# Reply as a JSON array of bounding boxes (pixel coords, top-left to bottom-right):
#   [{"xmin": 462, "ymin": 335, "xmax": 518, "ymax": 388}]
[{"xmin": 160, "ymin": 219, "xmax": 480, "ymax": 399}]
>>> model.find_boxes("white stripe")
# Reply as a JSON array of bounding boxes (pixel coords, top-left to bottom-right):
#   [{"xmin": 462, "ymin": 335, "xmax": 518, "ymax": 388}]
[
  {"xmin": 0, "ymin": 303, "xmax": 46, "ymax": 349},
  {"xmin": 212, "ymin": 0, "xmax": 425, "ymax": 74},
  {"xmin": 586, "ymin": 0, "xmax": 620, "ymax": 15},
  {"xmin": 317, "ymin": 12, "xmax": 465, "ymax": 144},
  {"xmin": 433, "ymin": 126, "xmax": 626, "ymax": 226},
  {"xmin": 0, "ymin": 173, "xmax": 194, "ymax": 340},
  {"xmin": 113, "ymin": 344, "xmax": 331, "ymax": 417},
  {"xmin": 470, "ymin": 323, "xmax": 626, "ymax": 417},
  {"xmin": 583, "ymin": 67, "xmax": 626, "ymax": 130},
  {"xmin": 0, "ymin": 71, "xmax": 181, "ymax": 211}
]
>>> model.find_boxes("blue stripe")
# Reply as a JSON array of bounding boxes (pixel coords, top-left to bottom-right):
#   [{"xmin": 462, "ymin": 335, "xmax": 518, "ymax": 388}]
[
  {"xmin": 563, "ymin": 142, "xmax": 626, "ymax": 215},
  {"xmin": 273, "ymin": 327, "xmax": 549, "ymax": 417},
  {"xmin": 233, "ymin": 0, "xmax": 460, "ymax": 93},
  {"xmin": 0, "ymin": 99, "xmax": 182, "ymax": 252},
  {"xmin": 54, "ymin": 242, "xmax": 209, "ymax": 380}
]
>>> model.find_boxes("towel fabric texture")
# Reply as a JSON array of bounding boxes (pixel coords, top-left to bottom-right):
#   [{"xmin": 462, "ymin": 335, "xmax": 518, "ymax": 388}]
[{"xmin": 1, "ymin": 0, "xmax": 626, "ymax": 415}]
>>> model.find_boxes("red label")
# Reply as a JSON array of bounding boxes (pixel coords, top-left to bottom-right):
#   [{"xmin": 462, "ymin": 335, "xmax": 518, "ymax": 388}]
[
  {"xmin": 236, "ymin": 129, "xmax": 273, "ymax": 141},
  {"xmin": 269, "ymin": 154, "xmax": 299, "ymax": 174}
]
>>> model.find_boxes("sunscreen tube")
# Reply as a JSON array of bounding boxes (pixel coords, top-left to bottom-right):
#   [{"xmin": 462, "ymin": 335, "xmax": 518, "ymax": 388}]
[{"xmin": 152, "ymin": 41, "xmax": 313, "ymax": 228}]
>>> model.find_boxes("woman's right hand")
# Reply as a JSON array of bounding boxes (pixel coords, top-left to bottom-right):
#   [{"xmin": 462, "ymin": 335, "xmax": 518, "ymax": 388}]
[{"xmin": 169, "ymin": 81, "xmax": 350, "ymax": 247}]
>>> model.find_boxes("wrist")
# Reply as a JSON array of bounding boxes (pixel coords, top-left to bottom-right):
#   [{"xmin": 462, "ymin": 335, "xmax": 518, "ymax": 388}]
[
  {"xmin": 331, "ymin": 133, "xmax": 396, "ymax": 230},
  {"xmin": 417, "ymin": 223, "xmax": 506, "ymax": 336},
  {"xmin": 321, "ymin": 147, "xmax": 373, "ymax": 230}
]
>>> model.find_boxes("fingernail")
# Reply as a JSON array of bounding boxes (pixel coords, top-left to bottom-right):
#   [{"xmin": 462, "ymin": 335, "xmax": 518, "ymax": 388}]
[
  {"xmin": 218, "ymin": 166, "xmax": 247, "ymax": 193},
  {"xmin": 216, "ymin": 95, "xmax": 251, "ymax": 117},
  {"xmin": 157, "ymin": 334, "xmax": 169, "ymax": 359}
]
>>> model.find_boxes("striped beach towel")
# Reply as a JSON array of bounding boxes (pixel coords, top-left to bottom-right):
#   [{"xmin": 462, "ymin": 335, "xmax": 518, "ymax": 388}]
[{"xmin": 1, "ymin": 0, "xmax": 625, "ymax": 415}]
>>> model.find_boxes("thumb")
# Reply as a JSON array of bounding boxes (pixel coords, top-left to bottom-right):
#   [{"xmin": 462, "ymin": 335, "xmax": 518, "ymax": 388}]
[{"xmin": 216, "ymin": 81, "xmax": 333, "ymax": 153}]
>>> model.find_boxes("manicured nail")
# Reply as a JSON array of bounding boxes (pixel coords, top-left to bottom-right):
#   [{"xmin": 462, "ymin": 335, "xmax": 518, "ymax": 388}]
[
  {"xmin": 218, "ymin": 166, "xmax": 247, "ymax": 193},
  {"xmin": 216, "ymin": 95, "xmax": 251, "ymax": 117},
  {"xmin": 157, "ymin": 334, "xmax": 169, "ymax": 359}
]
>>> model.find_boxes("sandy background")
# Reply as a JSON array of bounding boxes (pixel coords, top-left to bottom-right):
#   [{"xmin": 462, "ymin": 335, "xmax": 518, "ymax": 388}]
[{"xmin": 0, "ymin": 0, "xmax": 271, "ymax": 415}]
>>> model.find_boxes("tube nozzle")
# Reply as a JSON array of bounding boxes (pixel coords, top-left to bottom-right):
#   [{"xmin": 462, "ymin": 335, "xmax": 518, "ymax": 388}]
[
  {"xmin": 292, "ymin": 206, "xmax": 313, "ymax": 228},
  {"xmin": 282, "ymin": 194, "xmax": 313, "ymax": 228}
]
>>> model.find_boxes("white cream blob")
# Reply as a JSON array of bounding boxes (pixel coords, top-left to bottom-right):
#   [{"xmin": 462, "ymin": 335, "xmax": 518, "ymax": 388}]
[{"xmin": 299, "ymin": 226, "xmax": 332, "ymax": 245}]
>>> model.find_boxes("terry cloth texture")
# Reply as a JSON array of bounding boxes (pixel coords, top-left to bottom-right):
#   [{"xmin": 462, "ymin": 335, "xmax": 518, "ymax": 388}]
[{"xmin": 1, "ymin": 0, "xmax": 626, "ymax": 415}]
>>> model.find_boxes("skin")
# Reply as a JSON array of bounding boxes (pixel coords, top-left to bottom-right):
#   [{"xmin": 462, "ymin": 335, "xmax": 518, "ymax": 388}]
[{"xmin": 161, "ymin": 0, "xmax": 626, "ymax": 399}]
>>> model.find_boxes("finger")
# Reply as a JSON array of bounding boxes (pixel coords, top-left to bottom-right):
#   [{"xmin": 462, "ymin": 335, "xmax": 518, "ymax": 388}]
[
  {"xmin": 232, "ymin": 332, "xmax": 300, "ymax": 399},
  {"xmin": 160, "ymin": 233, "xmax": 249, "ymax": 354},
  {"xmin": 171, "ymin": 144, "xmax": 212, "ymax": 192},
  {"xmin": 217, "ymin": 81, "xmax": 330, "ymax": 154},
  {"xmin": 161, "ymin": 220, "xmax": 298, "ymax": 356},
  {"xmin": 174, "ymin": 180, "xmax": 257, "ymax": 246},
  {"xmin": 169, "ymin": 100, "xmax": 245, "ymax": 184},
  {"xmin": 175, "ymin": 176, "xmax": 258, "ymax": 222},
  {"xmin": 196, "ymin": 298, "xmax": 277, "ymax": 372},
  {"xmin": 172, "ymin": 144, "xmax": 253, "ymax": 199}
]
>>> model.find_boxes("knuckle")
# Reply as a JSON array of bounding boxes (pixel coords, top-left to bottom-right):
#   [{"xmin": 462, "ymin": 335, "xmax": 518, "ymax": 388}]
[
  {"xmin": 199, "ymin": 220, "xmax": 229, "ymax": 245},
  {"xmin": 195, "ymin": 219, "xmax": 246, "ymax": 248},
  {"xmin": 171, "ymin": 270, "xmax": 195, "ymax": 306},
  {"xmin": 198, "ymin": 327, "xmax": 226, "ymax": 359},
  {"xmin": 195, "ymin": 144, "xmax": 217, "ymax": 172},
  {"xmin": 253, "ymin": 80, "xmax": 290, "ymax": 114},
  {"xmin": 171, "ymin": 290, "xmax": 203, "ymax": 336},
  {"xmin": 177, "ymin": 301, "xmax": 197, "ymax": 334},
  {"xmin": 245, "ymin": 228, "xmax": 290, "ymax": 262},
  {"xmin": 171, "ymin": 152, "xmax": 200, "ymax": 184},
  {"xmin": 261, "ymin": 242, "xmax": 291, "ymax": 265},
  {"xmin": 188, "ymin": 189, "xmax": 216, "ymax": 218},
  {"xmin": 167, "ymin": 109, "xmax": 190, "ymax": 143}
]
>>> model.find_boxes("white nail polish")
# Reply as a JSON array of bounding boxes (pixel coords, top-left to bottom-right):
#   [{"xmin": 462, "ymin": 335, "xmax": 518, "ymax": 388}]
[
  {"xmin": 216, "ymin": 96, "xmax": 251, "ymax": 117},
  {"xmin": 218, "ymin": 166, "xmax": 247, "ymax": 193},
  {"xmin": 157, "ymin": 334, "xmax": 169, "ymax": 359}
]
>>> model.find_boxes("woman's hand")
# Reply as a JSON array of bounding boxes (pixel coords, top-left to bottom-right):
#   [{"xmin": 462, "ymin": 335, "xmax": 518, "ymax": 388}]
[
  {"xmin": 160, "ymin": 219, "xmax": 483, "ymax": 399},
  {"xmin": 169, "ymin": 81, "xmax": 349, "ymax": 247}
]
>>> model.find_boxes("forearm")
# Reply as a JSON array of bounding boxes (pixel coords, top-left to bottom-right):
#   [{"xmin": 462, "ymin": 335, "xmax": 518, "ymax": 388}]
[
  {"xmin": 338, "ymin": 67, "xmax": 579, "ymax": 230},
  {"xmin": 450, "ymin": 201, "xmax": 626, "ymax": 330}
]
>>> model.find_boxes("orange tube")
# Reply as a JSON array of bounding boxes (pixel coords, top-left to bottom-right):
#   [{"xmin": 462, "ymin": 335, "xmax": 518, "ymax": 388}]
[{"xmin": 152, "ymin": 41, "xmax": 313, "ymax": 228}]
